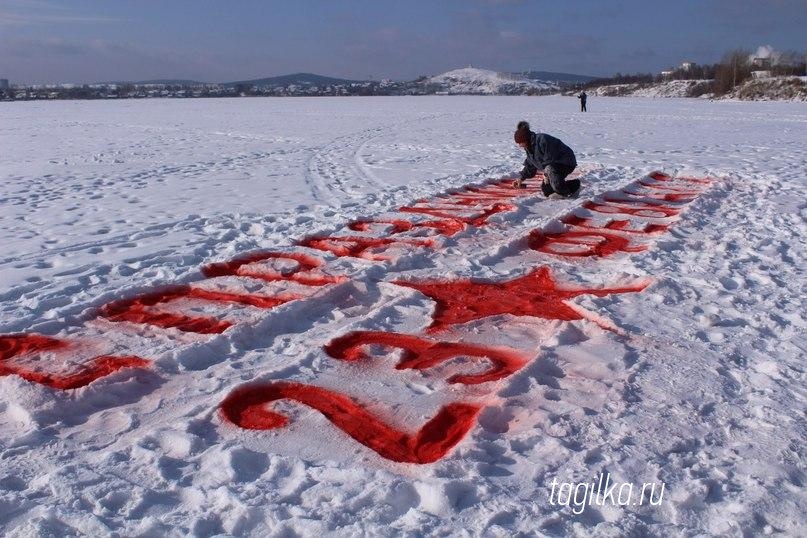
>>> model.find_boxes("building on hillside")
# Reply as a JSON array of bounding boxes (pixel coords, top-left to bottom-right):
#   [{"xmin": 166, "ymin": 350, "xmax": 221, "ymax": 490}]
[
  {"xmin": 680, "ymin": 61, "xmax": 695, "ymax": 72},
  {"xmin": 751, "ymin": 57, "xmax": 772, "ymax": 69},
  {"xmin": 751, "ymin": 57, "xmax": 773, "ymax": 79}
]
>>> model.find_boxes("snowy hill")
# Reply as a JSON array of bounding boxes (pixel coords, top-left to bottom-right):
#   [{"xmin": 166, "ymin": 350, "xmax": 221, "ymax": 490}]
[{"xmin": 425, "ymin": 68, "xmax": 558, "ymax": 95}]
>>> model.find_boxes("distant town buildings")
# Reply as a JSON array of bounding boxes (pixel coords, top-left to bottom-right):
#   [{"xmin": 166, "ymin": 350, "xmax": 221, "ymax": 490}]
[
  {"xmin": 0, "ymin": 79, "xmax": 9, "ymax": 90},
  {"xmin": 0, "ymin": 72, "xmax": 565, "ymax": 101},
  {"xmin": 660, "ymin": 61, "xmax": 696, "ymax": 78},
  {"xmin": 750, "ymin": 58, "xmax": 772, "ymax": 79},
  {"xmin": 751, "ymin": 57, "xmax": 772, "ymax": 69}
]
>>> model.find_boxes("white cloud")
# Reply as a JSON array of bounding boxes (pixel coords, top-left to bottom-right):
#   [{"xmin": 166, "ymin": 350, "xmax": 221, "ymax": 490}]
[
  {"xmin": 749, "ymin": 45, "xmax": 782, "ymax": 64},
  {"xmin": 0, "ymin": 0, "xmax": 125, "ymax": 26}
]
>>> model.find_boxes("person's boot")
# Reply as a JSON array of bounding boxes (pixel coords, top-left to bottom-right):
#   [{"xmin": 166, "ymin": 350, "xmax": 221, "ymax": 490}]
[{"xmin": 567, "ymin": 179, "xmax": 582, "ymax": 198}]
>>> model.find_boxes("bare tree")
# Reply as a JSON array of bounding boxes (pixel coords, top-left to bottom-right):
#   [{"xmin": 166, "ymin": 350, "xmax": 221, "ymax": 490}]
[
  {"xmin": 714, "ymin": 49, "xmax": 752, "ymax": 95},
  {"xmin": 773, "ymin": 50, "xmax": 807, "ymax": 76}
]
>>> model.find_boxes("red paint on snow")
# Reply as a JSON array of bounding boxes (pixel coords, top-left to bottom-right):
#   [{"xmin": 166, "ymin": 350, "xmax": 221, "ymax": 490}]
[
  {"xmin": 0, "ymin": 333, "xmax": 148, "ymax": 389},
  {"xmin": 441, "ymin": 195, "xmax": 510, "ymax": 206},
  {"xmin": 561, "ymin": 214, "xmax": 669, "ymax": 235},
  {"xmin": 348, "ymin": 219, "xmax": 414, "ymax": 234},
  {"xmin": 464, "ymin": 186, "xmax": 521, "ymax": 198},
  {"xmin": 637, "ymin": 191, "xmax": 696, "ymax": 203},
  {"xmin": 584, "ymin": 200, "xmax": 681, "ymax": 218},
  {"xmin": 648, "ymin": 171, "xmax": 711, "ymax": 185},
  {"xmin": 493, "ymin": 177, "xmax": 546, "ymax": 192},
  {"xmin": 677, "ymin": 176, "xmax": 712, "ymax": 185},
  {"xmin": 325, "ymin": 331, "xmax": 528, "ymax": 385},
  {"xmin": 349, "ymin": 218, "xmax": 466, "ymax": 237},
  {"xmin": 437, "ymin": 187, "xmax": 520, "ymax": 205},
  {"xmin": 0, "ymin": 333, "xmax": 67, "ymax": 360},
  {"xmin": 399, "ymin": 202, "xmax": 515, "ymax": 227},
  {"xmin": 638, "ymin": 178, "xmax": 701, "ymax": 194},
  {"xmin": 393, "ymin": 266, "xmax": 648, "ymax": 332},
  {"xmin": 99, "ymin": 286, "xmax": 301, "ymax": 334},
  {"xmin": 298, "ymin": 235, "xmax": 434, "ymax": 260},
  {"xmin": 202, "ymin": 251, "xmax": 344, "ymax": 286},
  {"xmin": 220, "ymin": 381, "xmax": 481, "ymax": 463},
  {"xmin": 648, "ymin": 171, "xmax": 672, "ymax": 181},
  {"xmin": 528, "ymin": 228, "xmax": 646, "ymax": 257}
]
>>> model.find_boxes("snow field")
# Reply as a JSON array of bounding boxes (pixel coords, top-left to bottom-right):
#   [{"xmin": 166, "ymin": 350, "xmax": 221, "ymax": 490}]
[{"xmin": 0, "ymin": 97, "xmax": 805, "ymax": 536}]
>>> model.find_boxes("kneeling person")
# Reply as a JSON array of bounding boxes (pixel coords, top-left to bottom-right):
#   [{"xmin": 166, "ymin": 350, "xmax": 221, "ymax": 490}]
[{"xmin": 513, "ymin": 121, "xmax": 580, "ymax": 197}]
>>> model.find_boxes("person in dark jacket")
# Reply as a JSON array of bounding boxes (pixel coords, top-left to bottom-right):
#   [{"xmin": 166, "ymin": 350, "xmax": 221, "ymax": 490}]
[
  {"xmin": 577, "ymin": 91, "xmax": 587, "ymax": 111},
  {"xmin": 513, "ymin": 121, "xmax": 580, "ymax": 197}
]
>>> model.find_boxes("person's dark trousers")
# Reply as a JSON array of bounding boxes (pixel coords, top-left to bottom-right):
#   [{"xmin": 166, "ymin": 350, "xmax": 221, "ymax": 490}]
[
  {"xmin": 542, "ymin": 164, "xmax": 580, "ymax": 197},
  {"xmin": 581, "ymin": 101, "xmax": 587, "ymax": 111}
]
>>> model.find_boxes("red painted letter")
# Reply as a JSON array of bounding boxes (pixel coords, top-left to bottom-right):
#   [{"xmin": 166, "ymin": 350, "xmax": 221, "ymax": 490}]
[{"xmin": 220, "ymin": 381, "xmax": 480, "ymax": 463}]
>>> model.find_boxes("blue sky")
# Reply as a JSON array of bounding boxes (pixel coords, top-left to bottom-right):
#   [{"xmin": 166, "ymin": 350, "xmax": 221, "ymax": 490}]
[{"xmin": 1, "ymin": 0, "xmax": 805, "ymax": 84}]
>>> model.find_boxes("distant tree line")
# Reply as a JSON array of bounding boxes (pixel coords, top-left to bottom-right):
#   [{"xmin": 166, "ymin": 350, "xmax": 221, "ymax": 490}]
[
  {"xmin": 582, "ymin": 49, "xmax": 806, "ymax": 96},
  {"xmin": 2, "ymin": 80, "xmax": 431, "ymax": 101}
]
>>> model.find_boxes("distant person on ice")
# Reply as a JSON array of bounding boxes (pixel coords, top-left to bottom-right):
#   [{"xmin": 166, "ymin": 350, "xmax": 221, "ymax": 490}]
[
  {"xmin": 513, "ymin": 121, "xmax": 580, "ymax": 197},
  {"xmin": 577, "ymin": 91, "xmax": 587, "ymax": 111}
]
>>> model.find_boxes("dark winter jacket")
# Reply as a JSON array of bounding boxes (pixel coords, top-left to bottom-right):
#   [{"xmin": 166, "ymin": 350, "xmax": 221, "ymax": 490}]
[{"xmin": 519, "ymin": 132, "xmax": 577, "ymax": 180}]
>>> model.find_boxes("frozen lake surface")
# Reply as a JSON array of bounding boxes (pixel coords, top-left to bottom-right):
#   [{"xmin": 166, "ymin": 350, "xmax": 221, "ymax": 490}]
[{"xmin": 0, "ymin": 96, "xmax": 805, "ymax": 535}]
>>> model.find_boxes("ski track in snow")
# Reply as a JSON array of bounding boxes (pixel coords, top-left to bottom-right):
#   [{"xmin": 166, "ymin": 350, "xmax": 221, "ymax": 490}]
[{"xmin": 0, "ymin": 96, "xmax": 805, "ymax": 536}]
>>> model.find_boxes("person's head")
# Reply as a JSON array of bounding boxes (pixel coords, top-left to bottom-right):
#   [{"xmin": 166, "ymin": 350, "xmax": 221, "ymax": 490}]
[{"xmin": 514, "ymin": 120, "xmax": 531, "ymax": 148}]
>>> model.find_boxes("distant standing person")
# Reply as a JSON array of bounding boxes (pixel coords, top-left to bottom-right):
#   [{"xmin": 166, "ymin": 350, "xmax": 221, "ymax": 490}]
[
  {"xmin": 512, "ymin": 121, "xmax": 580, "ymax": 197},
  {"xmin": 577, "ymin": 91, "xmax": 587, "ymax": 111}
]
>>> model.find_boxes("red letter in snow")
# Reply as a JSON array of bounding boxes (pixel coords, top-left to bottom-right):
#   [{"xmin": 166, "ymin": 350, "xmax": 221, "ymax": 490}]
[
  {"xmin": 297, "ymin": 235, "xmax": 434, "ymax": 261},
  {"xmin": 220, "ymin": 381, "xmax": 480, "ymax": 464},
  {"xmin": 394, "ymin": 266, "xmax": 648, "ymax": 332},
  {"xmin": 583, "ymin": 200, "xmax": 680, "ymax": 218},
  {"xmin": 99, "ymin": 285, "xmax": 301, "ymax": 334},
  {"xmin": 348, "ymin": 218, "xmax": 466, "ymax": 237},
  {"xmin": 560, "ymin": 214, "xmax": 669, "ymax": 235},
  {"xmin": 324, "ymin": 331, "xmax": 528, "ymax": 385},
  {"xmin": 399, "ymin": 202, "xmax": 514, "ymax": 228},
  {"xmin": 527, "ymin": 228, "xmax": 646, "ymax": 258},
  {"xmin": 202, "ymin": 251, "xmax": 344, "ymax": 286},
  {"xmin": 0, "ymin": 333, "xmax": 148, "ymax": 390},
  {"xmin": 648, "ymin": 171, "xmax": 711, "ymax": 185}
]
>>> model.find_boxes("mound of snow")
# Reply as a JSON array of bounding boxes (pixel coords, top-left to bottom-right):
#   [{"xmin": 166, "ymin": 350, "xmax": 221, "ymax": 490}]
[
  {"xmin": 725, "ymin": 76, "xmax": 807, "ymax": 101},
  {"xmin": 585, "ymin": 80, "xmax": 712, "ymax": 98},
  {"xmin": 426, "ymin": 68, "xmax": 557, "ymax": 95},
  {"xmin": 632, "ymin": 79, "xmax": 712, "ymax": 98},
  {"xmin": 584, "ymin": 76, "xmax": 807, "ymax": 101}
]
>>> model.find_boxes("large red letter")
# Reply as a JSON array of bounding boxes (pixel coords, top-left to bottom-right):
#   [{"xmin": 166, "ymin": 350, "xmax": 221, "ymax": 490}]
[
  {"xmin": 298, "ymin": 236, "xmax": 434, "ymax": 260},
  {"xmin": 583, "ymin": 200, "xmax": 680, "ymax": 218},
  {"xmin": 561, "ymin": 214, "xmax": 669, "ymax": 235},
  {"xmin": 220, "ymin": 381, "xmax": 480, "ymax": 463},
  {"xmin": 528, "ymin": 229, "xmax": 646, "ymax": 257},
  {"xmin": 202, "ymin": 251, "xmax": 343, "ymax": 286},
  {"xmin": 0, "ymin": 333, "xmax": 148, "ymax": 390},
  {"xmin": 324, "ymin": 331, "xmax": 528, "ymax": 385},
  {"xmin": 99, "ymin": 285, "xmax": 301, "ymax": 334}
]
